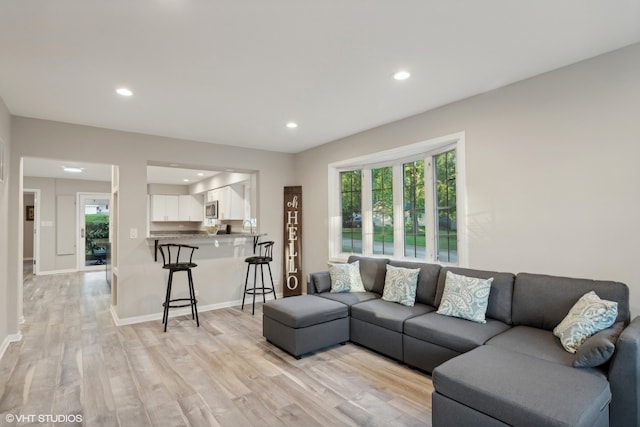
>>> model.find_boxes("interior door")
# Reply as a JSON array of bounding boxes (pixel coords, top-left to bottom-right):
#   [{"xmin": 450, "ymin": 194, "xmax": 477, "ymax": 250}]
[{"xmin": 78, "ymin": 193, "xmax": 111, "ymax": 271}]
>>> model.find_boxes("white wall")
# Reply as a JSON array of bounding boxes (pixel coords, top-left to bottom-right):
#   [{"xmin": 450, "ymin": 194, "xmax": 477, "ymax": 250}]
[
  {"xmin": 296, "ymin": 43, "xmax": 640, "ymax": 316},
  {"xmin": 9, "ymin": 119, "xmax": 296, "ymax": 321}
]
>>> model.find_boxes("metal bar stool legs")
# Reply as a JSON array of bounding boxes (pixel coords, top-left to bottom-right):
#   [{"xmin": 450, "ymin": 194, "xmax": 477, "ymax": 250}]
[
  {"xmin": 159, "ymin": 244, "xmax": 200, "ymax": 332},
  {"xmin": 242, "ymin": 241, "xmax": 276, "ymax": 315},
  {"xmin": 187, "ymin": 269, "xmax": 200, "ymax": 326}
]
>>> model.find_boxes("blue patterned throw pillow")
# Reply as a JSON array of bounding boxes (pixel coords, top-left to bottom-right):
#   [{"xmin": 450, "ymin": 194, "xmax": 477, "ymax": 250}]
[
  {"xmin": 328, "ymin": 261, "xmax": 365, "ymax": 293},
  {"xmin": 437, "ymin": 271, "xmax": 493, "ymax": 323},
  {"xmin": 382, "ymin": 265, "xmax": 420, "ymax": 307},
  {"xmin": 553, "ymin": 291, "xmax": 618, "ymax": 354}
]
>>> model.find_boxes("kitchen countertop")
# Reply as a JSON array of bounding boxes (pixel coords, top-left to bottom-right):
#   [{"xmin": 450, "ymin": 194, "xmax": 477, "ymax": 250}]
[
  {"xmin": 147, "ymin": 231, "xmax": 264, "ymax": 240},
  {"xmin": 148, "ymin": 232, "xmax": 266, "ymax": 261}
]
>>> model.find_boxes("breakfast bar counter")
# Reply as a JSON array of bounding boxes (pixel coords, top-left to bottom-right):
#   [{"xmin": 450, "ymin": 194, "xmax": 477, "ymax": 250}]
[{"xmin": 148, "ymin": 231, "xmax": 266, "ymax": 261}]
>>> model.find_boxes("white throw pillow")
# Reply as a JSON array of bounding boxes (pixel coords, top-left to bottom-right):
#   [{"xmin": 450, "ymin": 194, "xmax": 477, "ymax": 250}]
[
  {"xmin": 437, "ymin": 271, "xmax": 493, "ymax": 323},
  {"xmin": 382, "ymin": 265, "xmax": 420, "ymax": 307},
  {"xmin": 328, "ymin": 261, "xmax": 365, "ymax": 293},
  {"xmin": 553, "ymin": 291, "xmax": 618, "ymax": 354}
]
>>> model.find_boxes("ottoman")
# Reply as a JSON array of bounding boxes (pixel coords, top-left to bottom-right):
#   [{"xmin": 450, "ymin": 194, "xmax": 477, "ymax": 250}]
[{"xmin": 263, "ymin": 295, "xmax": 349, "ymax": 359}]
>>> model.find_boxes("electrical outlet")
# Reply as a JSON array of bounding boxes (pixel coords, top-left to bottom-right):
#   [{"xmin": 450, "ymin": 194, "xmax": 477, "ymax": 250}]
[
  {"xmin": 195, "ymin": 290, "xmax": 199, "ymax": 297},
  {"xmin": 130, "ymin": 228, "xmax": 138, "ymax": 239}
]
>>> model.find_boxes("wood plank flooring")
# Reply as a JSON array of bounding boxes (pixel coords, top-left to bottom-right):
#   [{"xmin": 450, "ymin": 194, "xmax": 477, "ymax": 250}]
[{"xmin": 0, "ymin": 271, "xmax": 433, "ymax": 426}]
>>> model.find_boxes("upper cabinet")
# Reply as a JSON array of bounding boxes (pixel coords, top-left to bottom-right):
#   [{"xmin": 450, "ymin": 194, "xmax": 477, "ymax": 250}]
[
  {"xmin": 179, "ymin": 194, "xmax": 204, "ymax": 222},
  {"xmin": 150, "ymin": 194, "xmax": 203, "ymax": 222},
  {"xmin": 150, "ymin": 195, "xmax": 179, "ymax": 221},
  {"xmin": 207, "ymin": 183, "xmax": 245, "ymax": 220}
]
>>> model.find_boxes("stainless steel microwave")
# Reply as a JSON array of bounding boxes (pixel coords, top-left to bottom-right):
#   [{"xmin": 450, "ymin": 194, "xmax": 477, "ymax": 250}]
[{"xmin": 205, "ymin": 200, "xmax": 218, "ymax": 218}]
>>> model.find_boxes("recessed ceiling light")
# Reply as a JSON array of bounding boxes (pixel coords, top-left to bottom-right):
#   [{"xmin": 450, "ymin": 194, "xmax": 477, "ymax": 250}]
[
  {"xmin": 393, "ymin": 70, "xmax": 411, "ymax": 81},
  {"xmin": 116, "ymin": 87, "xmax": 133, "ymax": 97},
  {"xmin": 63, "ymin": 167, "xmax": 83, "ymax": 173},
  {"xmin": 183, "ymin": 179, "xmax": 190, "ymax": 182},
  {"xmin": 286, "ymin": 122, "xmax": 298, "ymax": 129},
  {"xmin": 197, "ymin": 173, "xmax": 204, "ymax": 177}
]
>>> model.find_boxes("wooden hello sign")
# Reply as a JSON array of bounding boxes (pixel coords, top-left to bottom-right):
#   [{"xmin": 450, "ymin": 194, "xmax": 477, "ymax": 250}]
[{"xmin": 283, "ymin": 186, "xmax": 302, "ymax": 297}]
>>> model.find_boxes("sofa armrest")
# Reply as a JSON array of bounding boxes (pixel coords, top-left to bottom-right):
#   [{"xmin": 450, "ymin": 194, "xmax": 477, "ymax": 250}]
[
  {"xmin": 609, "ymin": 315, "xmax": 640, "ymax": 427},
  {"xmin": 307, "ymin": 271, "xmax": 331, "ymax": 294}
]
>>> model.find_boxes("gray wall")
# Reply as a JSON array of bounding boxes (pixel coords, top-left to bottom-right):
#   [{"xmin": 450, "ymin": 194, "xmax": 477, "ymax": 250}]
[
  {"xmin": 8, "ymin": 119, "xmax": 296, "ymax": 321},
  {"xmin": 0, "ymin": 97, "xmax": 11, "ymax": 347},
  {"xmin": 296, "ymin": 43, "xmax": 640, "ymax": 316}
]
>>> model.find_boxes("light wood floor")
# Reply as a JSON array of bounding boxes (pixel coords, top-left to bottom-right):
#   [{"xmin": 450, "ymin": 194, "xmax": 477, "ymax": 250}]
[{"xmin": 0, "ymin": 271, "xmax": 434, "ymax": 426}]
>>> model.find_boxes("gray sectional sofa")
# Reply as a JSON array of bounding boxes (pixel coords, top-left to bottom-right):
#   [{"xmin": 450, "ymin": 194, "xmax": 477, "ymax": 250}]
[{"xmin": 306, "ymin": 255, "xmax": 640, "ymax": 427}]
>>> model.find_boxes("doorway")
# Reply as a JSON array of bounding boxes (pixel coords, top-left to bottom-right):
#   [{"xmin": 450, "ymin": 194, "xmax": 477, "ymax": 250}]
[{"xmin": 77, "ymin": 193, "xmax": 111, "ymax": 271}]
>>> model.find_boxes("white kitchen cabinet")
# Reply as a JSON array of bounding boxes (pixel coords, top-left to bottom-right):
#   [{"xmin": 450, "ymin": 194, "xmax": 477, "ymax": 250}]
[
  {"xmin": 228, "ymin": 184, "xmax": 245, "ymax": 219},
  {"xmin": 150, "ymin": 195, "xmax": 179, "ymax": 221},
  {"xmin": 207, "ymin": 184, "xmax": 245, "ymax": 220},
  {"xmin": 179, "ymin": 194, "xmax": 204, "ymax": 222}
]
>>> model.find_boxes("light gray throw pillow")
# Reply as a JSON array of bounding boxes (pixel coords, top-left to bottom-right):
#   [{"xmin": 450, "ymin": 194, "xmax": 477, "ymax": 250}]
[
  {"xmin": 553, "ymin": 291, "xmax": 618, "ymax": 353},
  {"xmin": 382, "ymin": 264, "xmax": 420, "ymax": 307},
  {"xmin": 328, "ymin": 261, "xmax": 365, "ymax": 293},
  {"xmin": 437, "ymin": 271, "xmax": 493, "ymax": 323}
]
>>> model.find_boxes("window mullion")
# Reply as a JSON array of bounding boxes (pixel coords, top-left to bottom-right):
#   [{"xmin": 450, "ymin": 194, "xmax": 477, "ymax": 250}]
[
  {"xmin": 425, "ymin": 157, "xmax": 436, "ymax": 262},
  {"xmin": 392, "ymin": 165, "xmax": 404, "ymax": 257},
  {"xmin": 361, "ymin": 169, "xmax": 373, "ymax": 255}
]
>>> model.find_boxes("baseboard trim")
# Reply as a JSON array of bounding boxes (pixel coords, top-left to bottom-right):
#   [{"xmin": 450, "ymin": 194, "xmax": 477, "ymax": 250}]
[
  {"xmin": 35, "ymin": 268, "xmax": 77, "ymax": 276},
  {"xmin": 110, "ymin": 293, "xmax": 279, "ymax": 326},
  {"xmin": 0, "ymin": 332, "xmax": 23, "ymax": 362}
]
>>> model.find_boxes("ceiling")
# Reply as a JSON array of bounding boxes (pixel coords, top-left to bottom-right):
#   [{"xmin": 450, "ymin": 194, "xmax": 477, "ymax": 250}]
[
  {"xmin": 2, "ymin": 2, "xmax": 640, "ymax": 154},
  {"xmin": 22, "ymin": 157, "xmax": 221, "ymax": 184}
]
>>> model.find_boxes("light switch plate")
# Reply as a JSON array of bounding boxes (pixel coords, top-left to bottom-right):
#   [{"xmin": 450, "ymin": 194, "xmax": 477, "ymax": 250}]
[{"xmin": 130, "ymin": 228, "xmax": 138, "ymax": 239}]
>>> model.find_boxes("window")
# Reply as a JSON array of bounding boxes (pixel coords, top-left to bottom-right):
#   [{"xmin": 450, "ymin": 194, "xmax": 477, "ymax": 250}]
[
  {"xmin": 435, "ymin": 150, "xmax": 457, "ymax": 263},
  {"xmin": 340, "ymin": 170, "xmax": 362, "ymax": 254},
  {"xmin": 404, "ymin": 160, "xmax": 425, "ymax": 258},
  {"xmin": 329, "ymin": 133, "xmax": 465, "ymax": 265},
  {"xmin": 371, "ymin": 166, "xmax": 394, "ymax": 255}
]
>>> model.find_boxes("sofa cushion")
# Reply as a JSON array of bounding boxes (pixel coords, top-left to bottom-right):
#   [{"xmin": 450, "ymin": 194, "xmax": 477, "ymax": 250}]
[
  {"xmin": 404, "ymin": 312, "xmax": 510, "ymax": 354},
  {"xmin": 435, "ymin": 267, "xmax": 515, "ymax": 325},
  {"xmin": 388, "ymin": 260, "xmax": 441, "ymax": 306},
  {"xmin": 382, "ymin": 264, "xmax": 420, "ymax": 307},
  {"xmin": 263, "ymin": 295, "xmax": 348, "ymax": 328},
  {"xmin": 350, "ymin": 299, "xmax": 434, "ymax": 333},
  {"xmin": 328, "ymin": 261, "xmax": 366, "ymax": 293},
  {"xmin": 433, "ymin": 345, "xmax": 612, "ymax": 427},
  {"xmin": 512, "ymin": 273, "xmax": 629, "ymax": 331},
  {"xmin": 348, "ymin": 255, "xmax": 389, "ymax": 294},
  {"xmin": 573, "ymin": 322, "xmax": 625, "ymax": 368},
  {"xmin": 316, "ymin": 291, "xmax": 380, "ymax": 312},
  {"xmin": 486, "ymin": 326, "xmax": 577, "ymax": 368},
  {"xmin": 553, "ymin": 291, "xmax": 618, "ymax": 353},
  {"xmin": 308, "ymin": 271, "xmax": 331, "ymax": 293},
  {"xmin": 437, "ymin": 271, "xmax": 493, "ymax": 323}
]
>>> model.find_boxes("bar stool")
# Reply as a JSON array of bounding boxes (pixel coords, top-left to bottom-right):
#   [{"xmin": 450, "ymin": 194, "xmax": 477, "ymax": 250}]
[
  {"xmin": 158, "ymin": 243, "xmax": 200, "ymax": 332},
  {"xmin": 242, "ymin": 241, "xmax": 276, "ymax": 315}
]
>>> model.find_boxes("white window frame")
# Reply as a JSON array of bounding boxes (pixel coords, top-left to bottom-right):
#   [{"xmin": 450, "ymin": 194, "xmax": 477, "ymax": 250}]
[{"xmin": 328, "ymin": 132, "xmax": 467, "ymax": 266}]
